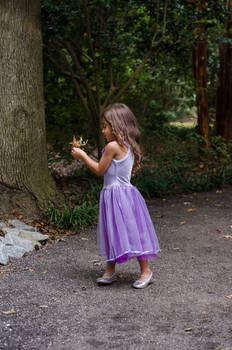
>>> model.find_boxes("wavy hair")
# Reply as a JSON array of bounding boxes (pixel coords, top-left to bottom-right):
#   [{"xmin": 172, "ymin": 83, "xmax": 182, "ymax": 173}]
[{"xmin": 103, "ymin": 103, "xmax": 142, "ymax": 175}]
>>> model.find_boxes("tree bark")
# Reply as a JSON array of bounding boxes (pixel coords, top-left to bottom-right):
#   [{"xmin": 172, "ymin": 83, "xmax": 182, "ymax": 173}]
[
  {"xmin": 0, "ymin": 0, "xmax": 57, "ymax": 202},
  {"xmin": 192, "ymin": 38, "xmax": 210, "ymax": 147},
  {"xmin": 215, "ymin": 0, "xmax": 232, "ymax": 143},
  {"xmin": 192, "ymin": 0, "xmax": 210, "ymax": 148}
]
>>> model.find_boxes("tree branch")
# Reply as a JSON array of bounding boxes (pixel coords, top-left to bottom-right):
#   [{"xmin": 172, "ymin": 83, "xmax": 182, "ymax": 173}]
[
  {"xmin": 110, "ymin": 0, "xmax": 168, "ymax": 104},
  {"xmin": 48, "ymin": 42, "xmax": 92, "ymax": 119},
  {"xmin": 44, "ymin": 53, "xmax": 73, "ymax": 79},
  {"xmin": 61, "ymin": 40, "xmax": 98, "ymax": 116},
  {"xmin": 84, "ymin": 0, "xmax": 101, "ymax": 112}
]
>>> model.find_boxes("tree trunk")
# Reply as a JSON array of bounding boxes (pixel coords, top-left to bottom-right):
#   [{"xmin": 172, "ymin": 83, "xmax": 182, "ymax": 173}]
[
  {"xmin": 191, "ymin": 0, "xmax": 210, "ymax": 147},
  {"xmin": 97, "ymin": 114, "xmax": 105, "ymax": 158},
  {"xmin": 0, "ymin": 0, "xmax": 57, "ymax": 203},
  {"xmin": 192, "ymin": 38, "xmax": 210, "ymax": 147},
  {"xmin": 215, "ymin": 0, "xmax": 232, "ymax": 143}
]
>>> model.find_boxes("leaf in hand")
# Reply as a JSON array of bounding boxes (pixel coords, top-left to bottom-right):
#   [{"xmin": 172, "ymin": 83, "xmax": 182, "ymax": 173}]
[{"xmin": 70, "ymin": 136, "xmax": 88, "ymax": 148}]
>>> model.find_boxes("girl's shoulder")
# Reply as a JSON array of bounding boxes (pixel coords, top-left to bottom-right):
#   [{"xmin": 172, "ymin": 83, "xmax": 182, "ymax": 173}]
[
  {"xmin": 103, "ymin": 141, "xmax": 120, "ymax": 153},
  {"xmin": 107, "ymin": 140, "xmax": 120, "ymax": 149},
  {"xmin": 101, "ymin": 141, "xmax": 119, "ymax": 158}
]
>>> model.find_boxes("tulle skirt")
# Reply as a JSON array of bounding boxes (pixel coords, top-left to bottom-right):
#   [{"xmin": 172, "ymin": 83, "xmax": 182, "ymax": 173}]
[{"xmin": 97, "ymin": 185, "xmax": 160, "ymax": 264}]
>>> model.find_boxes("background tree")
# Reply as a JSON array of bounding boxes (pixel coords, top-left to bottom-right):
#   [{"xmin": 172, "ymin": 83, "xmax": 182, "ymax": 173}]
[
  {"xmin": 191, "ymin": 0, "xmax": 210, "ymax": 147},
  {"xmin": 0, "ymin": 0, "xmax": 57, "ymax": 203},
  {"xmin": 42, "ymin": 0, "xmax": 168, "ymax": 155},
  {"xmin": 216, "ymin": 0, "xmax": 232, "ymax": 144}
]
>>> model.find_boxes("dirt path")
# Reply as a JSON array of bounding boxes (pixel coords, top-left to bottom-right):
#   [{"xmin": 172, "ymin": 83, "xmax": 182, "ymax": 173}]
[{"xmin": 0, "ymin": 187, "xmax": 232, "ymax": 350}]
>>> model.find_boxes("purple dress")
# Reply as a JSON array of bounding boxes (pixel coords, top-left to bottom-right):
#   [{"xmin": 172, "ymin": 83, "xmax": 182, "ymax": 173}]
[{"xmin": 97, "ymin": 145, "xmax": 160, "ymax": 264}]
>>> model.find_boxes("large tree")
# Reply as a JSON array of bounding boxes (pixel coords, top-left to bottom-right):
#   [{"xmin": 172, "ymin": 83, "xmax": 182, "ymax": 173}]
[{"xmin": 0, "ymin": 0, "xmax": 57, "ymax": 203}]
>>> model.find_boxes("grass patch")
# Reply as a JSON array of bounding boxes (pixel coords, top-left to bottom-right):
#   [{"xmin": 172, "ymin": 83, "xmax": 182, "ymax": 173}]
[{"xmin": 169, "ymin": 121, "xmax": 196, "ymax": 128}]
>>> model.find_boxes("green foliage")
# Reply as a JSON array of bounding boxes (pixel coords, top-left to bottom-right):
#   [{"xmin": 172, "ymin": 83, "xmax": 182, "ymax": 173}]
[
  {"xmin": 132, "ymin": 164, "xmax": 232, "ymax": 198},
  {"xmin": 44, "ymin": 124, "xmax": 232, "ymax": 231},
  {"xmin": 43, "ymin": 170, "xmax": 102, "ymax": 230},
  {"xmin": 41, "ymin": 0, "xmax": 229, "ymax": 149},
  {"xmin": 133, "ymin": 125, "xmax": 232, "ymax": 197},
  {"xmin": 45, "ymin": 201, "xmax": 99, "ymax": 230}
]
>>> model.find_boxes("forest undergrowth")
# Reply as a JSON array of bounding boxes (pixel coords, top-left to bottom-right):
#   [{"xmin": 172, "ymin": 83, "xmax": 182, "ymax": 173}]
[{"xmin": 44, "ymin": 124, "xmax": 232, "ymax": 232}]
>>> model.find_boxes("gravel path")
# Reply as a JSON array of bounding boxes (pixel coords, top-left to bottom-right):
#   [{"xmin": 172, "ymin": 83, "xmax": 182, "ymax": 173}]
[{"xmin": 1, "ymin": 187, "xmax": 232, "ymax": 350}]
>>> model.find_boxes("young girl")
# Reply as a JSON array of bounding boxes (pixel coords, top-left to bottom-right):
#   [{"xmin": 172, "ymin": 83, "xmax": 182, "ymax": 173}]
[{"xmin": 72, "ymin": 103, "xmax": 159, "ymax": 289}]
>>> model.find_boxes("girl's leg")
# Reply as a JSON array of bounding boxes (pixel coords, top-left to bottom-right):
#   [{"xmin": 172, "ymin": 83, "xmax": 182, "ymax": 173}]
[
  {"xmin": 137, "ymin": 258, "xmax": 152, "ymax": 281},
  {"xmin": 103, "ymin": 261, "xmax": 116, "ymax": 277}
]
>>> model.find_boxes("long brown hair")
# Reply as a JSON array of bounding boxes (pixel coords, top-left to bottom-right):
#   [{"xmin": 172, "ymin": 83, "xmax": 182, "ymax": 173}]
[{"xmin": 103, "ymin": 103, "xmax": 142, "ymax": 175}]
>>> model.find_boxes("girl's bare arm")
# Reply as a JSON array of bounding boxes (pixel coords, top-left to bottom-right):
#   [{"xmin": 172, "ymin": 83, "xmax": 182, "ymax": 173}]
[{"xmin": 72, "ymin": 142, "xmax": 117, "ymax": 176}]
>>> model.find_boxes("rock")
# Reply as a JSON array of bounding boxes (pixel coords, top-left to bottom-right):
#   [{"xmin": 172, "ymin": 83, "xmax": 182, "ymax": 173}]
[
  {"xmin": 0, "ymin": 222, "xmax": 7, "ymax": 230},
  {"xmin": 0, "ymin": 219, "xmax": 49, "ymax": 265},
  {"xmin": 8, "ymin": 219, "xmax": 37, "ymax": 232},
  {"xmin": 0, "ymin": 242, "xmax": 9, "ymax": 265},
  {"xmin": 18, "ymin": 230, "xmax": 49, "ymax": 242},
  {"xmin": 1, "ymin": 227, "xmax": 22, "ymax": 236},
  {"xmin": 4, "ymin": 243, "xmax": 27, "ymax": 260},
  {"xmin": 4, "ymin": 232, "xmax": 35, "ymax": 251}
]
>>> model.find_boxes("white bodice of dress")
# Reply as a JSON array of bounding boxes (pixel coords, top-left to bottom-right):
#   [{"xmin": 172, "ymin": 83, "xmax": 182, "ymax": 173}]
[{"xmin": 103, "ymin": 147, "xmax": 134, "ymax": 189}]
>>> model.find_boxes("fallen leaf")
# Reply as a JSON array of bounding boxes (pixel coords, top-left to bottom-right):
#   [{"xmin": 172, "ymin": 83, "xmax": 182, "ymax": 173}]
[
  {"xmin": 48, "ymin": 228, "xmax": 57, "ymax": 234},
  {"xmin": 2, "ymin": 309, "xmax": 18, "ymax": 315},
  {"xmin": 81, "ymin": 237, "xmax": 88, "ymax": 241},
  {"xmin": 216, "ymin": 228, "xmax": 223, "ymax": 233},
  {"xmin": 226, "ymin": 295, "xmax": 232, "ymax": 299},
  {"xmin": 184, "ymin": 328, "xmax": 193, "ymax": 332},
  {"xmin": 29, "ymin": 268, "xmax": 34, "ymax": 272},
  {"xmin": 65, "ymin": 230, "xmax": 73, "ymax": 236}
]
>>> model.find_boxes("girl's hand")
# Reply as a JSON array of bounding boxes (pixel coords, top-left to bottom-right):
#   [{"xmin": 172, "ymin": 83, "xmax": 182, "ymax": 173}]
[{"xmin": 71, "ymin": 147, "xmax": 86, "ymax": 160}]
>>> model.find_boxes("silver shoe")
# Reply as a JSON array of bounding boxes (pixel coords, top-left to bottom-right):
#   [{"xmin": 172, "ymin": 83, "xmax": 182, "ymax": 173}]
[
  {"xmin": 132, "ymin": 272, "xmax": 154, "ymax": 289},
  {"xmin": 96, "ymin": 273, "xmax": 117, "ymax": 285}
]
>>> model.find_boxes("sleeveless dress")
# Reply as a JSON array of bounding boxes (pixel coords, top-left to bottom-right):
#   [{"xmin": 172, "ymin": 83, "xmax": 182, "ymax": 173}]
[{"xmin": 97, "ymin": 145, "xmax": 160, "ymax": 264}]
